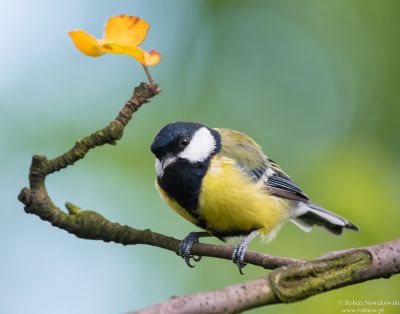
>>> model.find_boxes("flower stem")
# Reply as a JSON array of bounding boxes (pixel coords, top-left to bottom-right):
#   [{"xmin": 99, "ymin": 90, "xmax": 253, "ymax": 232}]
[{"xmin": 142, "ymin": 65, "xmax": 154, "ymax": 83}]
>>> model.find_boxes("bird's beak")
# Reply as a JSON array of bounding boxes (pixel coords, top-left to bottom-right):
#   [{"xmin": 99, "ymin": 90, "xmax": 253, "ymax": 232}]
[
  {"xmin": 156, "ymin": 154, "xmax": 177, "ymax": 177},
  {"xmin": 161, "ymin": 154, "xmax": 176, "ymax": 170}
]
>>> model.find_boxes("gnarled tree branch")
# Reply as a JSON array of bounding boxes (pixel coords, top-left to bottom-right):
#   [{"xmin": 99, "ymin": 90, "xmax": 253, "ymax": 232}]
[
  {"xmin": 131, "ymin": 239, "xmax": 400, "ymax": 314},
  {"xmin": 17, "ymin": 81, "xmax": 299, "ymax": 271},
  {"xmin": 18, "ymin": 82, "xmax": 400, "ymax": 314}
]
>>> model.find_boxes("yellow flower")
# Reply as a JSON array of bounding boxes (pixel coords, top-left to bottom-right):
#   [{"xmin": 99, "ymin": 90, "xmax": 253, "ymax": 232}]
[{"xmin": 68, "ymin": 15, "xmax": 160, "ymax": 66}]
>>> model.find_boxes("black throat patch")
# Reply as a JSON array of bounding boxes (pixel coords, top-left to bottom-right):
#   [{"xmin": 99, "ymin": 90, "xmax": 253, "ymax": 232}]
[
  {"xmin": 157, "ymin": 128, "xmax": 221, "ymax": 221},
  {"xmin": 157, "ymin": 158, "xmax": 209, "ymax": 219}
]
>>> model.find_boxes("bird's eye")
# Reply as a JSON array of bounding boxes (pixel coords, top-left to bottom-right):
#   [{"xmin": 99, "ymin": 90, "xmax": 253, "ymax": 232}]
[{"xmin": 180, "ymin": 138, "xmax": 189, "ymax": 147}]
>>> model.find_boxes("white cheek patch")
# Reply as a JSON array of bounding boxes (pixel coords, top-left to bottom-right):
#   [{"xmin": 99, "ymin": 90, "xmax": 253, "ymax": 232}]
[{"xmin": 179, "ymin": 127, "xmax": 216, "ymax": 163}]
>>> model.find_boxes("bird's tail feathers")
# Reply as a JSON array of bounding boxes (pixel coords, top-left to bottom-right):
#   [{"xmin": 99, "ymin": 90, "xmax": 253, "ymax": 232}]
[{"xmin": 290, "ymin": 203, "xmax": 359, "ymax": 235}]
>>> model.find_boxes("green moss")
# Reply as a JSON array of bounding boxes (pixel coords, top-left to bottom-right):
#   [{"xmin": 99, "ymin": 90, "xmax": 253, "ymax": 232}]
[
  {"xmin": 65, "ymin": 201, "xmax": 81, "ymax": 215},
  {"xmin": 270, "ymin": 251, "xmax": 372, "ymax": 303}
]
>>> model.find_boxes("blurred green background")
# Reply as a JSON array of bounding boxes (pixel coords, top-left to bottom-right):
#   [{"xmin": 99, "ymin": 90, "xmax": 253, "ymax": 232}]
[{"xmin": 1, "ymin": 0, "xmax": 399, "ymax": 313}]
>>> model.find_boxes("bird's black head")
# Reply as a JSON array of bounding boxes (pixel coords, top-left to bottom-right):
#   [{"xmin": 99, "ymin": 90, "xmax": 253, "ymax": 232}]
[
  {"xmin": 151, "ymin": 122, "xmax": 203, "ymax": 159},
  {"xmin": 151, "ymin": 121, "xmax": 221, "ymax": 176}
]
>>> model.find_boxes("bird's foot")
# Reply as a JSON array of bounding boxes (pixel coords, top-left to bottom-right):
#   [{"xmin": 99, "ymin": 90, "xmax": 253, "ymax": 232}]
[
  {"xmin": 232, "ymin": 239, "xmax": 249, "ymax": 275},
  {"xmin": 231, "ymin": 230, "xmax": 260, "ymax": 274},
  {"xmin": 178, "ymin": 232, "xmax": 203, "ymax": 268}
]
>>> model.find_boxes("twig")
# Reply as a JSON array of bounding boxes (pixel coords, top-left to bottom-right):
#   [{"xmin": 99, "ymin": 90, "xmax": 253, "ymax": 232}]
[
  {"xmin": 17, "ymin": 81, "xmax": 400, "ymax": 314},
  {"xmin": 17, "ymin": 81, "xmax": 300, "ymax": 271},
  {"xmin": 142, "ymin": 65, "xmax": 154, "ymax": 84}
]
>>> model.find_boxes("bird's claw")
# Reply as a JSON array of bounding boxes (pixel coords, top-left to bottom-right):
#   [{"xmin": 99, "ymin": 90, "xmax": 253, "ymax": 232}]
[
  {"xmin": 178, "ymin": 232, "xmax": 203, "ymax": 268},
  {"xmin": 232, "ymin": 240, "xmax": 249, "ymax": 275}
]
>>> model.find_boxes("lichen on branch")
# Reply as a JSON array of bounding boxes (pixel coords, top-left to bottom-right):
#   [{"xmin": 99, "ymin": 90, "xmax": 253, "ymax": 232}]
[
  {"xmin": 17, "ymin": 81, "xmax": 298, "ymax": 270},
  {"xmin": 132, "ymin": 240, "xmax": 400, "ymax": 314},
  {"xmin": 19, "ymin": 82, "xmax": 160, "ymax": 239},
  {"xmin": 17, "ymin": 80, "xmax": 400, "ymax": 314}
]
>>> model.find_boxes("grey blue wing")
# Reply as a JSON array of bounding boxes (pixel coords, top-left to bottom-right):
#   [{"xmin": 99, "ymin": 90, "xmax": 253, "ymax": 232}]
[
  {"xmin": 262, "ymin": 158, "xmax": 359, "ymax": 234},
  {"xmin": 266, "ymin": 171, "xmax": 309, "ymax": 201},
  {"xmin": 215, "ymin": 128, "xmax": 309, "ymax": 199},
  {"xmin": 214, "ymin": 128, "xmax": 359, "ymax": 234},
  {"xmin": 266, "ymin": 162, "xmax": 359, "ymax": 234}
]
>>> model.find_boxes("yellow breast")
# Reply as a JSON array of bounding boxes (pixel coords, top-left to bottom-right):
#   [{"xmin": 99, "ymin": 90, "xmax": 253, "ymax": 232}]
[
  {"xmin": 198, "ymin": 156, "xmax": 291, "ymax": 236},
  {"xmin": 156, "ymin": 155, "xmax": 291, "ymax": 237}
]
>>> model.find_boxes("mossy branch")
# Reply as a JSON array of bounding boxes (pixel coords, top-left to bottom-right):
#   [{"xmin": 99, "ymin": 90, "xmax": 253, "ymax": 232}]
[
  {"xmin": 17, "ymin": 81, "xmax": 299, "ymax": 270},
  {"xmin": 17, "ymin": 82, "xmax": 400, "ymax": 314},
  {"xmin": 132, "ymin": 239, "xmax": 400, "ymax": 314}
]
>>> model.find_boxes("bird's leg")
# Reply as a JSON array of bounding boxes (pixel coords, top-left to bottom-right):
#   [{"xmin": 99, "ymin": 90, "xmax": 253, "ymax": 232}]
[
  {"xmin": 232, "ymin": 230, "xmax": 260, "ymax": 274},
  {"xmin": 178, "ymin": 231, "xmax": 211, "ymax": 268}
]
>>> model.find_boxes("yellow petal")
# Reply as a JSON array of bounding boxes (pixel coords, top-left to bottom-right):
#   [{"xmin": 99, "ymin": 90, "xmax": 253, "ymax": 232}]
[
  {"xmin": 68, "ymin": 30, "xmax": 105, "ymax": 57},
  {"xmin": 103, "ymin": 15, "xmax": 150, "ymax": 47},
  {"xmin": 102, "ymin": 43, "xmax": 160, "ymax": 66}
]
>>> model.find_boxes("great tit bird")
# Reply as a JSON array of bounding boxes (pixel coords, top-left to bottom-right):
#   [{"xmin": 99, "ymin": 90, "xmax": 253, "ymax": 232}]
[{"xmin": 151, "ymin": 121, "xmax": 359, "ymax": 273}]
